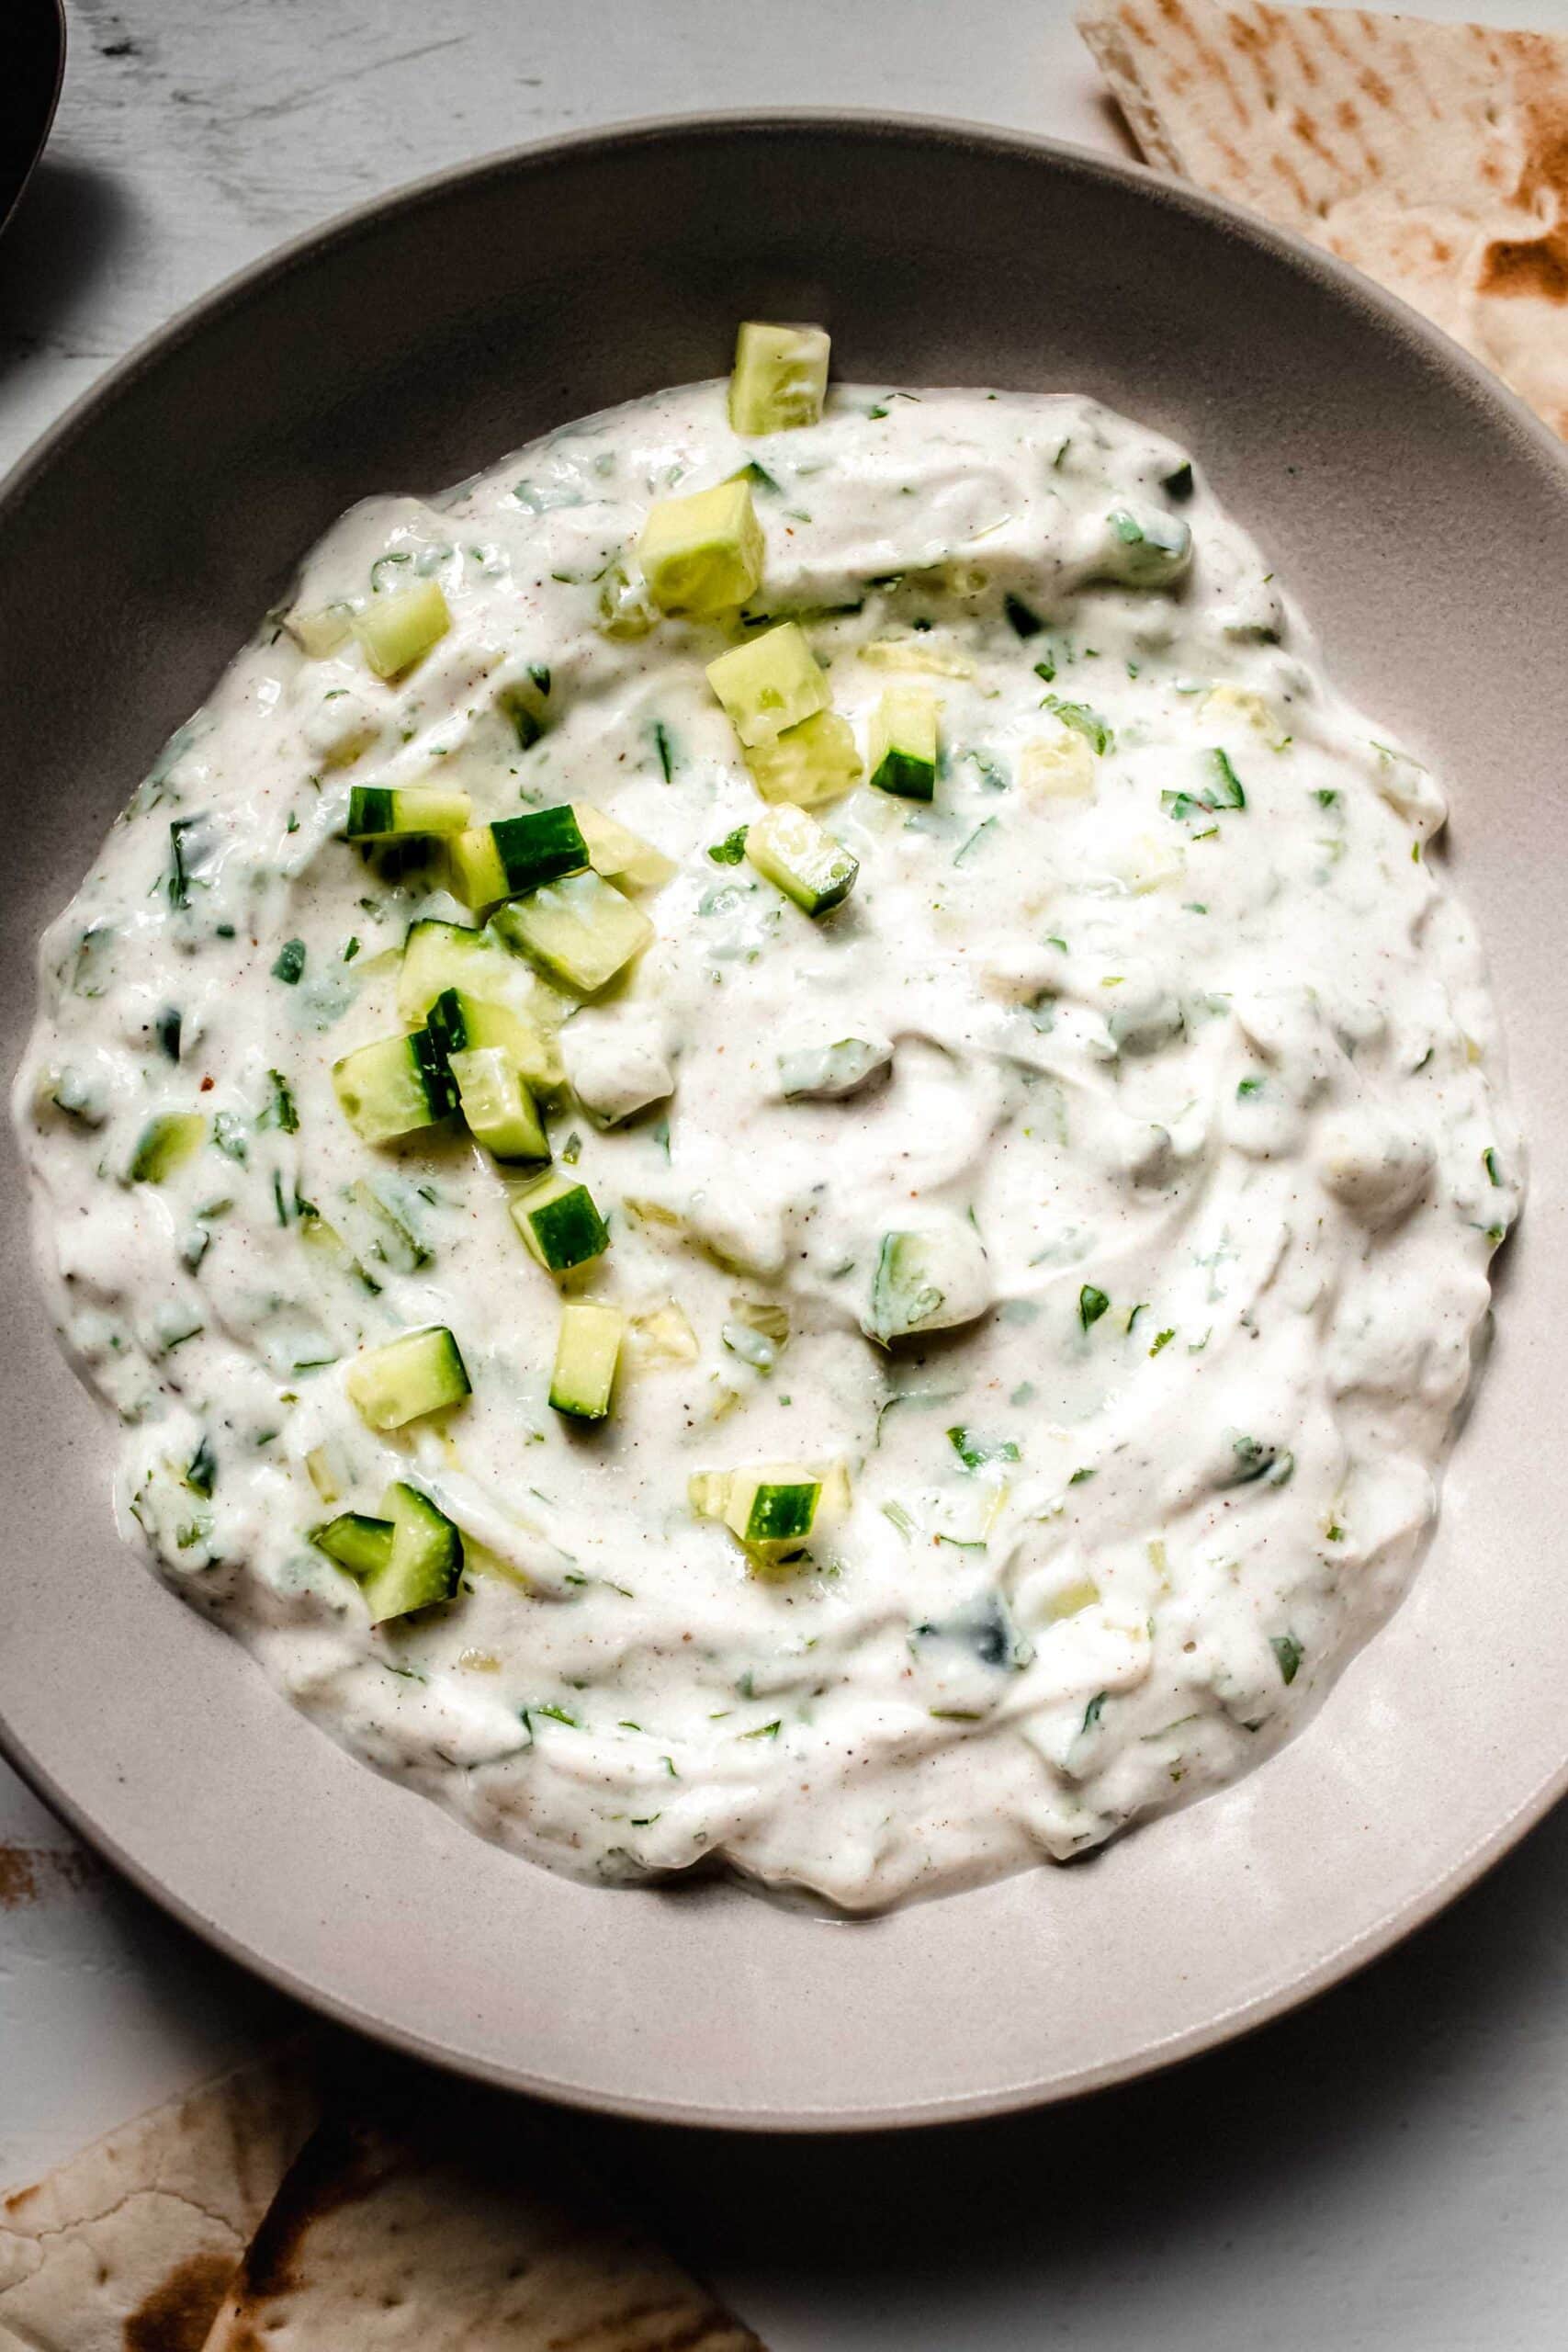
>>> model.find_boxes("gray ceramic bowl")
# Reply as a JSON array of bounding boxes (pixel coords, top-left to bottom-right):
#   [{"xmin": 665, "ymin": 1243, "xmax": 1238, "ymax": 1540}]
[{"xmin": 2, "ymin": 116, "xmax": 1564, "ymax": 2130}]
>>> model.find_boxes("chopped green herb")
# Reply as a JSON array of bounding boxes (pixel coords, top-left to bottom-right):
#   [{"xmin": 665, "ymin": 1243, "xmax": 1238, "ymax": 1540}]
[
  {"xmin": 263, "ymin": 1070, "xmax": 299, "ymax": 1133},
  {"xmin": 1150, "ymin": 1328, "xmax": 1175, "ymax": 1355},
  {"xmin": 947, "ymin": 1426, "xmax": 1021, "ymax": 1472},
  {"xmin": 1207, "ymin": 748, "xmax": 1246, "ymax": 808},
  {"xmin": 271, "ymin": 938, "xmax": 306, "ymax": 985},
  {"xmin": 1483, "ymin": 1147, "xmax": 1502, "ymax": 1185},
  {"xmin": 1004, "ymin": 593, "xmax": 1043, "ymax": 639},
  {"xmin": 1082, "ymin": 1690, "xmax": 1108, "ymax": 1731},
  {"xmin": 1043, "ymin": 695, "xmax": 1112, "ymax": 755},
  {"xmin": 185, "ymin": 1436, "xmax": 217, "ymax": 1497},
  {"xmin": 740, "ymin": 1718, "xmax": 783, "ymax": 1740},
  {"xmin": 1078, "ymin": 1284, "xmax": 1111, "ymax": 1331},
  {"xmin": 651, "ymin": 720, "xmax": 677, "ymax": 782},
  {"xmin": 1270, "ymin": 1633, "xmax": 1303, "ymax": 1686},
  {"xmin": 707, "ymin": 826, "xmax": 750, "ymax": 865}
]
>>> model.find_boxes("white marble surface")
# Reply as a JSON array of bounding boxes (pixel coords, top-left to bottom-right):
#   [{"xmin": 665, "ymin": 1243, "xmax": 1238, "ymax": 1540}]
[{"xmin": 6, "ymin": 2, "xmax": 1568, "ymax": 2343}]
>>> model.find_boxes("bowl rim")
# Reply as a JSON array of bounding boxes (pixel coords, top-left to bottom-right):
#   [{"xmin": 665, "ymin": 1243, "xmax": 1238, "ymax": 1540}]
[{"xmin": 4, "ymin": 107, "xmax": 1564, "ymax": 2132}]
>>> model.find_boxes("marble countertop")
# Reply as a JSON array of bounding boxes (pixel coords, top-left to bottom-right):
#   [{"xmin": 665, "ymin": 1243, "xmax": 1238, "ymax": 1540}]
[{"xmin": 6, "ymin": 4, "xmax": 1568, "ymax": 2344}]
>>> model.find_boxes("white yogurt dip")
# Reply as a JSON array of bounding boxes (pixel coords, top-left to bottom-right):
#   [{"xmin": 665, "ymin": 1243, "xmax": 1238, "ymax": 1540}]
[{"xmin": 15, "ymin": 375, "xmax": 1521, "ymax": 1908}]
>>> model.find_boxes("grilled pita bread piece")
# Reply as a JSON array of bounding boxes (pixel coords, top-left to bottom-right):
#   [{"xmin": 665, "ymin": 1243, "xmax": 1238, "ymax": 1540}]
[
  {"xmin": 1077, "ymin": 0, "xmax": 1568, "ymax": 435},
  {"xmin": 200, "ymin": 2101, "xmax": 764, "ymax": 2351},
  {"xmin": 0, "ymin": 2044, "xmax": 318, "ymax": 2352}
]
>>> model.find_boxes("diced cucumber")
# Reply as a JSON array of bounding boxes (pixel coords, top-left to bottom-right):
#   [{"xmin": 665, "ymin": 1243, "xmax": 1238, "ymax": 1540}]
[
  {"xmin": 742, "ymin": 708, "xmax": 862, "ymax": 807},
  {"xmin": 448, "ymin": 1046, "xmax": 548, "ymax": 1160},
  {"xmin": 1020, "ymin": 732, "xmax": 1095, "ymax": 801},
  {"xmin": 361, "ymin": 1481, "xmax": 463, "ymax": 1623},
  {"xmin": 724, "ymin": 1464, "xmax": 821, "ymax": 1548},
  {"xmin": 447, "ymin": 807, "xmax": 588, "ymax": 910},
  {"xmin": 498, "ymin": 670, "xmax": 550, "ymax": 749},
  {"xmin": 332, "ymin": 1031, "xmax": 455, "ymax": 1142},
  {"xmin": 1097, "ymin": 506, "xmax": 1192, "ymax": 588},
  {"xmin": 397, "ymin": 917, "xmax": 510, "ymax": 1024},
  {"xmin": 129, "ymin": 1113, "xmax": 207, "ymax": 1184},
  {"xmin": 345, "ymin": 1325, "xmax": 471, "ymax": 1430},
  {"xmin": 778, "ymin": 1035, "xmax": 891, "ymax": 1099},
  {"xmin": 492, "ymin": 869, "xmax": 653, "ymax": 994},
  {"xmin": 745, "ymin": 804, "xmax": 858, "ymax": 915},
  {"xmin": 511, "ymin": 1171, "xmax": 610, "ymax": 1272},
  {"xmin": 706, "ymin": 623, "xmax": 829, "ymax": 747},
  {"xmin": 637, "ymin": 479, "xmax": 764, "ymax": 618},
  {"xmin": 352, "ymin": 578, "xmax": 451, "ymax": 677},
  {"xmin": 396, "ymin": 924, "xmax": 561, "ymax": 1091},
  {"xmin": 344, "ymin": 785, "xmax": 471, "ymax": 839},
  {"xmin": 868, "ymin": 686, "xmax": 939, "ymax": 801},
  {"xmin": 431, "ymin": 986, "xmax": 560, "ymax": 1100},
  {"xmin": 288, "ymin": 605, "xmax": 353, "ymax": 659},
  {"xmin": 627, "ymin": 1299, "xmax": 699, "ymax": 1366},
  {"xmin": 311, "ymin": 1510, "xmax": 393, "ymax": 1577},
  {"xmin": 688, "ymin": 1469, "xmax": 731, "ymax": 1521},
  {"xmin": 867, "ymin": 1221, "xmax": 993, "ymax": 1344},
  {"xmin": 446, "ymin": 829, "xmax": 508, "ymax": 910},
  {"xmin": 305, "ymin": 1445, "xmax": 344, "ymax": 1503},
  {"xmin": 728, "ymin": 322, "xmax": 831, "ymax": 435},
  {"xmin": 549, "ymin": 1300, "xmax": 624, "ymax": 1420},
  {"xmin": 572, "ymin": 804, "xmax": 676, "ymax": 891}
]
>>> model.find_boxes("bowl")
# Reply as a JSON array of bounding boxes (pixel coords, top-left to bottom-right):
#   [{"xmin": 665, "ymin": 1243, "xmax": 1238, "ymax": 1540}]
[{"xmin": 2, "ymin": 114, "xmax": 1564, "ymax": 2130}]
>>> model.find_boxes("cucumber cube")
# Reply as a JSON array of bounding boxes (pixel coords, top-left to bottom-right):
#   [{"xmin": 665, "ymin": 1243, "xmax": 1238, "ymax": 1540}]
[
  {"xmin": 288, "ymin": 605, "xmax": 353, "ymax": 659},
  {"xmin": 450, "ymin": 994, "xmax": 559, "ymax": 1097},
  {"xmin": 867, "ymin": 1221, "xmax": 993, "ymax": 1344},
  {"xmin": 742, "ymin": 708, "xmax": 862, "ymax": 807},
  {"xmin": 1019, "ymin": 732, "xmax": 1095, "ymax": 802},
  {"xmin": 511, "ymin": 1172, "xmax": 610, "ymax": 1273},
  {"xmin": 549, "ymin": 1301, "xmax": 624, "ymax": 1420},
  {"xmin": 868, "ymin": 687, "xmax": 939, "ymax": 801},
  {"xmin": 446, "ymin": 828, "xmax": 508, "ymax": 911},
  {"xmin": 498, "ymin": 671, "xmax": 550, "ymax": 749},
  {"xmin": 311, "ymin": 1511, "xmax": 394, "ymax": 1577},
  {"xmin": 728, "ymin": 322, "xmax": 831, "ymax": 435},
  {"xmin": 492, "ymin": 869, "xmax": 653, "ymax": 994},
  {"xmin": 637, "ymin": 479, "xmax": 764, "ymax": 618},
  {"xmin": 706, "ymin": 623, "xmax": 829, "ymax": 747},
  {"xmin": 724, "ymin": 1464, "xmax": 821, "ymax": 1548},
  {"xmin": 352, "ymin": 578, "xmax": 451, "ymax": 678},
  {"xmin": 447, "ymin": 807, "xmax": 588, "ymax": 910},
  {"xmin": 129, "ymin": 1112, "xmax": 207, "ymax": 1184},
  {"xmin": 345, "ymin": 1326, "xmax": 471, "ymax": 1430},
  {"xmin": 1098, "ymin": 505, "xmax": 1192, "ymax": 588},
  {"xmin": 448, "ymin": 1046, "xmax": 548, "ymax": 1161},
  {"xmin": 332, "ymin": 1031, "xmax": 454, "ymax": 1142},
  {"xmin": 397, "ymin": 918, "xmax": 509, "ymax": 1024},
  {"xmin": 777, "ymin": 1036, "xmax": 891, "ymax": 1100},
  {"xmin": 345, "ymin": 785, "xmax": 471, "ymax": 839},
  {"xmin": 745, "ymin": 804, "xmax": 858, "ymax": 915},
  {"xmin": 361, "ymin": 1481, "xmax": 464, "ymax": 1623},
  {"xmin": 572, "ymin": 804, "xmax": 676, "ymax": 891}
]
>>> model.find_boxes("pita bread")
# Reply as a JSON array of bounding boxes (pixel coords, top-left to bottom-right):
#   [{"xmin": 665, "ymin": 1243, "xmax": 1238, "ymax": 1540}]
[
  {"xmin": 0, "ymin": 2044, "xmax": 318, "ymax": 2352},
  {"xmin": 200, "ymin": 2101, "xmax": 765, "ymax": 2352},
  {"xmin": 1077, "ymin": 0, "xmax": 1568, "ymax": 436}
]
